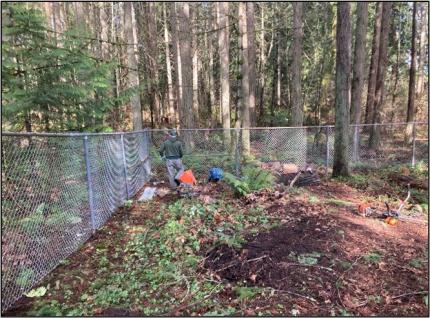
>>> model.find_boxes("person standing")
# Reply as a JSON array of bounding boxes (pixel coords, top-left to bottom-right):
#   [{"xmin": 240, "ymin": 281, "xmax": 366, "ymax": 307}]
[{"xmin": 159, "ymin": 129, "xmax": 184, "ymax": 188}]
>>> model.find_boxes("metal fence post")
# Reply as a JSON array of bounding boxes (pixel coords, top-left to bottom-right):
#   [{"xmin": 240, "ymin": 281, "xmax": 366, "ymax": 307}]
[
  {"xmin": 83, "ymin": 135, "xmax": 97, "ymax": 233},
  {"xmin": 411, "ymin": 122, "xmax": 416, "ymax": 167},
  {"xmin": 325, "ymin": 126, "xmax": 330, "ymax": 175},
  {"xmin": 120, "ymin": 134, "xmax": 130, "ymax": 199},
  {"xmin": 352, "ymin": 125, "xmax": 359, "ymax": 162},
  {"xmin": 235, "ymin": 128, "xmax": 241, "ymax": 177}
]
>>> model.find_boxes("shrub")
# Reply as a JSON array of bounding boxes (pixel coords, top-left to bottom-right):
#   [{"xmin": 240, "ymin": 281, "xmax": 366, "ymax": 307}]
[
  {"xmin": 224, "ymin": 172, "xmax": 250, "ymax": 196},
  {"xmin": 241, "ymin": 164, "xmax": 274, "ymax": 191},
  {"xmin": 224, "ymin": 164, "xmax": 274, "ymax": 196}
]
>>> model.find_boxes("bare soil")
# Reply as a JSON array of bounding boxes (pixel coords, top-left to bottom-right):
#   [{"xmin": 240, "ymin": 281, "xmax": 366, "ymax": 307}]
[{"xmin": 3, "ymin": 177, "xmax": 429, "ymax": 317}]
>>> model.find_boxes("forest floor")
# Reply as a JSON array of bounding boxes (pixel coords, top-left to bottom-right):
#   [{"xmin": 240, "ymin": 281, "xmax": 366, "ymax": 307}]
[{"xmin": 4, "ymin": 163, "xmax": 429, "ymax": 317}]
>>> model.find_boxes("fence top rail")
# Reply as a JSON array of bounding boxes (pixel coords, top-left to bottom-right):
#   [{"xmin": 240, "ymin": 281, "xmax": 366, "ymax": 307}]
[
  {"xmin": 2, "ymin": 122, "xmax": 427, "ymax": 137},
  {"xmin": 1, "ymin": 129, "xmax": 150, "ymax": 138}
]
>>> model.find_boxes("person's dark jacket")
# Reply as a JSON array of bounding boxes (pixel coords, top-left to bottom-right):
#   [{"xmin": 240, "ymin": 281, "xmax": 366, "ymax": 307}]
[{"xmin": 159, "ymin": 136, "xmax": 183, "ymax": 159}]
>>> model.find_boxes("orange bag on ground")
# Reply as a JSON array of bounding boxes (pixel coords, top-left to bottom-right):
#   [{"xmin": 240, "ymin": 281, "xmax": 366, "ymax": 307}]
[{"xmin": 177, "ymin": 170, "xmax": 197, "ymax": 185}]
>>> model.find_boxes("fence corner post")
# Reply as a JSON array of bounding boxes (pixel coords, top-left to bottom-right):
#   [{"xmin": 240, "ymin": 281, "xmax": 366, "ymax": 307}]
[
  {"xmin": 325, "ymin": 126, "xmax": 330, "ymax": 176},
  {"xmin": 411, "ymin": 122, "xmax": 416, "ymax": 167},
  {"xmin": 120, "ymin": 133, "xmax": 130, "ymax": 199},
  {"xmin": 83, "ymin": 135, "xmax": 96, "ymax": 233}
]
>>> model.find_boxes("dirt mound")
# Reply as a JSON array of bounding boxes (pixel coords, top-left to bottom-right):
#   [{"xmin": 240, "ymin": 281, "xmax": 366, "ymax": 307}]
[{"xmin": 204, "ymin": 216, "xmax": 341, "ymax": 302}]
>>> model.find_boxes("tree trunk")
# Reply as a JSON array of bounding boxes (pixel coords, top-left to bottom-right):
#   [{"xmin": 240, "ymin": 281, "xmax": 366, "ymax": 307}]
[
  {"xmin": 350, "ymin": 3, "xmax": 368, "ymax": 160},
  {"xmin": 405, "ymin": 2, "xmax": 418, "ymax": 143},
  {"xmin": 390, "ymin": 23, "xmax": 401, "ymax": 122},
  {"xmin": 74, "ymin": 2, "xmax": 86, "ymax": 30},
  {"xmin": 99, "ymin": 3, "xmax": 109, "ymax": 59},
  {"xmin": 124, "ymin": 2, "xmax": 143, "ymax": 131},
  {"xmin": 258, "ymin": 4, "xmax": 266, "ymax": 124},
  {"xmin": 217, "ymin": 2, "xmax": 231, "ymax": 145},
  {"xmin": 146, "ymin": 3, "xmax": 161, "ymax": 127},
  {"xmin": 364, "ymin": 3, "xmax": 383, "ymax": 125},
  {"xmin": 247, "ymin": 3, "xmax": 257, "ymax": 126},
  {"xmin": 239, "ymin": 2, "xmax": 251, "ymax": 155},
  {"xmin": 291, "ymin": 2, "xmax": 304, "ymax": 126},
  {"xmin": 208, "ymin": 4, "xmax": 216, "ymax": 127},
  {"xmin": 163, "ymin": 3, "xmax": 176, "ymax": 125},
  {"xmin": 178, "ymin": 2, "xmax": 195, "ymax": 147},
  {"xmin": 192, "ymin": 4, "xmax": 199, "ymax": 126},
  {"xmin": 170, "ymin": 3, "xmax": 182, "ymax": 128},
  {"xmin": 270, "ymin": 38, "xmax": 278, "ymax": 127},
  {"xmin": 332, "ymin": 2, "xmax": 351, "ymax": 177},
  {"xmin": 416, "ymin": 3, "xmax": 427, "ymax": 96},
  {"xmin": 276, "ymin": 39, "xmax": 281, "ymax": 109},
  {"xmin": 369, "ymin": 2, "xmax": 392, "ymax": 149}
]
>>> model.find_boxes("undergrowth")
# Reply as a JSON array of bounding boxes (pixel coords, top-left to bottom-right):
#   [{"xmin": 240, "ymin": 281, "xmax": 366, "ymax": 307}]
[
  {"xmin": 25, "ymin": 198, "xmax": 274, "ymax": 316},
  {"xmin": 224, "ymin": 164, "xmax": 274, "ymax": 197}
]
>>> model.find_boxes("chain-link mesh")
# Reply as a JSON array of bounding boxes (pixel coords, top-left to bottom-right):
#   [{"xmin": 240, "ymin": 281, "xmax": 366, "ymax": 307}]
[
  {"xmin": 1, "ymin": 123, "xmax": 428, "ymax": 311},
  {"xmin": 1, "ymin": 131, "xmax": 150, "ymax": 311},
  {"xmin": 349, "ymin": 123, "xmax": 429, "ymax": 168},
  {"xmin": 148, "ymin": 129, "xmax": 239, "ymax": 182}
]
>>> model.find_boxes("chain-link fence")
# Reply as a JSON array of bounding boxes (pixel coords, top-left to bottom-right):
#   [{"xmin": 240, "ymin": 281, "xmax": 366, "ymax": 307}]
[
  {"xmin": 149, "ymin": 122, "xmax": 428, "ymax": 182},
  {"xmin": 1, "ymin": 131, "xmax": 151, "ymax": 311},
  {"xmin": 1, "ymin": 122, "xmax": 428, "ymax": 311}
]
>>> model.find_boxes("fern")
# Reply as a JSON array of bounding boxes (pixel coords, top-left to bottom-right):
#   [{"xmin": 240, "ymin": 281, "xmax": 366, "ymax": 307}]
[
  {"xmin": 224, "ymin": 165, "xmax": 274, "ymax": 196},
  {"xmin": 242, "ymin": 165, "xmax": 274, "ymax": 191},
  {"xmin": 224, "ymin": 172, "xmax": 250, "ymax": 196}
]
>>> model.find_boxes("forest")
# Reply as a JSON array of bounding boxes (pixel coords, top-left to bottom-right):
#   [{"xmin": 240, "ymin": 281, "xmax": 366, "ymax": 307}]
[
  {"xmin": 1, "ymin": 2, "xmax": 429, "ymax": 317},
  {"xmin": 2, "ymin": 2, "xmax": 428, "ymax": 133}
]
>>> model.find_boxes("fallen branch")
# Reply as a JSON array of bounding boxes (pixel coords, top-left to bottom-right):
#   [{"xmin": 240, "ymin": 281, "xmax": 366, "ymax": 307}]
[
  {"xmin": 392, "ymin": 291, "xmax": 428, "ymax": 300},
  {"xmin": 280, "ymin": 262, "xmax": 336, "ymax": 274},
  {"xmin": 244, "ymin": 255, "xmax": 268, "ymax": 263},
  {"xmin": 289, "ymin": 171, "xmax": 302, "ymax": 188},
  {"xmin": 215, "ymin": 255, "xmax": 268, "ymax": 272},
  {"xmin": 268, "ymin": 287, "xmax": 317, "ymax": 303}
]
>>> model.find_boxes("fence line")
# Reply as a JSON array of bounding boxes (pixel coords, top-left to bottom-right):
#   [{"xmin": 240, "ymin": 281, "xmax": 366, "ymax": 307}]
[{"xmin": 1, "ymin": 122, "xmax": 428, "ymax": 311}]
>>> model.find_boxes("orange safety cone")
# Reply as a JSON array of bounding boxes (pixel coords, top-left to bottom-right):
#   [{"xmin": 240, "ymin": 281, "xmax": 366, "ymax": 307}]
[{"xmin": 177, "ymin": 170, "xmax": 197, "ymax": 185}]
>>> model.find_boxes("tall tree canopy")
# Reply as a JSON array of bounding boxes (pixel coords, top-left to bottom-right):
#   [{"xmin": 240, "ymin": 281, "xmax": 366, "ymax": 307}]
[{"xmin": 2, "ymin": 2, "xmax": 427, "ymax": 133}]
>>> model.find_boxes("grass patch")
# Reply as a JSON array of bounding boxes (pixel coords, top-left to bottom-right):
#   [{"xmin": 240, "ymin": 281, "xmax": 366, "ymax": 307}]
[
  {"xmin": 363, "ymin": 251, "xmax": 382, "ymax": 264},
  {"xmin": 326, "ymin": 198, "xmax": 353, "ymax": 206}
]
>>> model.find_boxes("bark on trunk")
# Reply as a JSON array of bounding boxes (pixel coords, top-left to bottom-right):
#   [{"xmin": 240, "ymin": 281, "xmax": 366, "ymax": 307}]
[
  {"xmin": 276, "ymin": 40, "xmax": 281, "ymax": 109},
  {"xmin": 258, "ymin": 4, "xmax": 266, "ymax": 124},
  {"xmin": 170, "ymin": 3, "xmax": 182, "ymax": 127},
  {"xmin": 405, "ymin": 2, "xmax": 418, "ymax": 143},
  {"xmin": 364, "ymin": 3, "xmax": 383, "ymax": 125},
  {"xmin": 163, "ymin": 4, "xmax": 176, "ymax": 125},
  {"xmin": 217, "ymin": 2, "xmax": 231, "ymax": 145},
  {"xmin": 147, "ymin": 3, "xmax": 161, "ymax": 126},
  {"xmin": 178, "ymin": 2, "xmax": 195, "ymax": 148},
  {"xmin": 350, "ymin": 3, "xmax": 368, "ymax": 160},
  {"xmin": 369, "ymin": 2, "xmax": 392, "ymax": 149},
  {"xmin": 239, "ymin": 2, "xmax": 251, "ymax": 155},
  {"xmin": 247, "ymin": 3, "xmax": 257, "ymax": 126},
  {"xmin": 291, "ymin": 2, "xmax": 304, "ymax": 126},
  {"xmin": 192, "ymin": 4, "xmax": 199, "ymax": 125},
  {"xmin": 124, "ymin": 2, "xmax": 143, "ymax": 131},
  {"xmin": 99, "ymin": 3, "xmax": 109, "ymax": 59},
  {"xmin": 332, "ymin": 2, "xmax": 351, "ymax": 177},
  {"xmin": 208, "ymin": 5, "xmax": 216, "ymax": 127},
  {"xmin": 416, "ymin": 3, "xmax": 427, "ymax": 96}
]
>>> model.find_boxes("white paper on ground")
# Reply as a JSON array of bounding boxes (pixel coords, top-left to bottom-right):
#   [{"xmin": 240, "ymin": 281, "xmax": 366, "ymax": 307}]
[{"xmin": 138, "ymin": 187, "xmax": 156, "ymax": 201}]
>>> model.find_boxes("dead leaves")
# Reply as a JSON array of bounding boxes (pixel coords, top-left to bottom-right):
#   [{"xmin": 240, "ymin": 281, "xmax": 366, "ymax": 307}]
[{"xmin": 214, "ymin": 211, "xmax": 223, "ymax": 224}]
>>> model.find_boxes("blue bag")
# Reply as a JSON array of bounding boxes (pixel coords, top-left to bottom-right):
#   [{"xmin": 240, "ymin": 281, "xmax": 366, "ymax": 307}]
[{"xmin": 208, "ymin": 167, "xmax": 224, "ymax": 182}]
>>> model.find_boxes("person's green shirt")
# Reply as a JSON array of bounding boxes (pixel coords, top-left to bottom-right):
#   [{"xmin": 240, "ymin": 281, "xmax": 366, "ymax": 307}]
[{"xmin": 159, "ymin": 137, "xmax": 183, "ymax": 159}]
